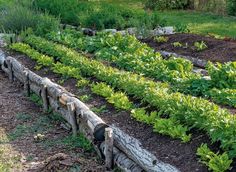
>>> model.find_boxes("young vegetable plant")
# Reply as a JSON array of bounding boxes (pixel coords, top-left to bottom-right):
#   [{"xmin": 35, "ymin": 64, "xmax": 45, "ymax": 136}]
[
  {"xmin": 172, "ymin": 42, "xmax": 183, "ymax": 47},
  {"xmin": 194, "ymin": 41, "xmax": 208, "ymax": 51},
  {"xmin": 197, "ymin": 144, "xmax": 232, "ymax": 172},
  {"xmin": 154, "ymin": 36, "xmax": 169, "ymax": 43}
]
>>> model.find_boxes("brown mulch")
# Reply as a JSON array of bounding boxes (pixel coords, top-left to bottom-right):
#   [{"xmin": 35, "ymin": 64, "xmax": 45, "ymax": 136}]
[
  {"xmin": 142, "ymin": 33, "xmax": 236, "ymax": 63},
  {"xmin": 0, "ymin": 71, "xmax": 104, "ymax": 172},
  {"xmin": 7, "ymin": 49, "xmax": 236, "ymax": 172}
]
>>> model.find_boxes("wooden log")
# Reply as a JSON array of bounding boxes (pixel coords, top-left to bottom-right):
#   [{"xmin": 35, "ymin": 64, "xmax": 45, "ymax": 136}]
[
  {"xmin": 112, "ymin": 126, "xmax": 180, "ymax": 172},
  {"xmin": 105, "ymin": 127, "xmax": 114, "ymax": 170},
  {"xmin": 28, "ymin": 70, "xmax": 43, "ymax": 86},
  {"xmin": 12, "ymin": 71, "xmax": 25, "ymax": 83},
  {"xmin": 41, "ymin": 84, "xmax": 49, "ymax": 112},
  {"xmin": 29, "ymin": 82, "xmax": 41, "ymax": 96},
  {"xmin": 159, "ymin": 50, "xmax": 207, "ymax": 68},
  {"xmin": 6, "ymin": 58, "xmax": 13, "ymax": 82},
  {"xmin": 64, "ymin": 95, "xmax": 108, "ymax": 141},
  {"xmin": 100, "ymin": 142, "xmax": 143, "ymax": 172},
  {"xmin": 23, "ymin": 69, "xmax": 30, "ymax": 96},
  {"xmin": 67, "ymin": 101, "xmax": 78, "ymax": 136},
  {"xmin": 0, "ymin": 49, "xmax": 5, "ymax": 66},
  {"xmin": 10, "ymin": 57, "xmax": 25, "ymax": 76}
]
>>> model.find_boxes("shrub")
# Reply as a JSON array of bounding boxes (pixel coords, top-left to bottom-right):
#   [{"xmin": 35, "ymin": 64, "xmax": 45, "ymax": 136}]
[
  {"xmin": 227, "ymin": 0, "xmax": 236, "ymax": 16},
  {"xmin": 0, "ymin": 4, "xmax": 59, "ymax": 35},
  {"xmin": 34, "ymin": 0, "xmax": 164, "ymax": 30},
  {"xmin": 144, "ymin": 0, "xmax": 190, "ymax": 10}
]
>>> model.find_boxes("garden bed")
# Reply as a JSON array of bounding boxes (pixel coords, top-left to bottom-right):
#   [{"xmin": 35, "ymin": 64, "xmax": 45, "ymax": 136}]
[
  {"xmin": 142, "ymin": 33, "xmax": 236, "ymax": 63},
  {"xmin": 3, "ymin": 46, "xmax": 235, "ymax": 172}
]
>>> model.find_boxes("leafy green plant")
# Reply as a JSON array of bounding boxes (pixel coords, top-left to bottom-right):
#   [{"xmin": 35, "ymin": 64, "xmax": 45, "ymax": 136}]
[
  {"xmin": 29, "ymin": 93, "xmax": 43, "ymax": 106},
  {"xmin": 197, "ymin": 144, "xmax": 232, "ymax": 172},
  {"xmin": 79, "ymin": 94, "xmax": 91, "ymax": 102},
  {"xmin": 153, "ymin": 118, "xmax": 191, "ymax": 142},
  {"xmin": 154, "ymin": 36, "xmax": 169, "ymax": 43},
  {"xmin": 206, "ymin": 88, "xmax": 236, "ymax": 107},
  {"xmin": 172, "ymin": 42, "xmax": 183, "ymax": 47},
  {"xmin": 91, "ymin": 105, "xmax": 108, "ymax": 114},
  {"xmin": 207, "ymin": 61, "xmax": 236, "ymax": 89},
  {"xmin": 76, "ymin": 79, "xmax": 90, "ymax": 88},
  {"xmin": 174, "ymin": 23, "xmax": 189, "ymax": 33},
  {"xmin": 194, "ymin": 41, "xmax": 208, "ymax": 51}
]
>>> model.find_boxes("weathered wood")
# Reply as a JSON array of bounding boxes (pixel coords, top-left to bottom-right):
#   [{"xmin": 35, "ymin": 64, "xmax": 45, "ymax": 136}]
[
  {"xmin": 159, "ymin": 50, "xmax": 207, "ymax": 68},
  {"xmin": 48, "ymin": 96, "xmax": 70, "ymax": 122},
  {"xmin": 10, "ymin": 57, "xmax": 25, "ymax": 76},
  {"xmin": 28, "ymin": 70, "xmax": 43, "ymax": 86},
  {"xmin": 72, "ymin": 97, "xmax": 108, "ymax": 141},
  {"xmin": 67, "ymin": 102, "xmax": 78, "ymax": 136},
  {"xmin": 105, "ymin": 127, "xmax": 114, "ymax": 170},
  {"xmin": 29, "ymin": 82, "xmax": 41, "ymax": 96},
  {"xmin": 6, "ymin": 59, "xmax": 13, "ymax": 82},
  {"xmin": 0, "ymin": 49, "xmax": 5, "ymax": 66},
  {"xmin": 23, "ymin": 70, "xmax": 30, "ymax": 96},
  {"xmin": 41, "ymin": 84, "xmax": 49, "ymax": 112},
  {"xmin": 12, "ymin": 71, "xmax": 25, "ymax": 83},
  {"xmin": 112, "ymin": 126, "xmax": 180, "ymax": 172},
  {"xmin": 101, "ymin": 142, "xmax": 143, "ymax": 172}
]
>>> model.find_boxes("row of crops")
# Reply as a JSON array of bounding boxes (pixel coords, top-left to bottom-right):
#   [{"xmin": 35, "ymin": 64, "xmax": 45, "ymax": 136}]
[{"xmin": 10, "ymin": 30, "xmax": 236, "ymax": 171}]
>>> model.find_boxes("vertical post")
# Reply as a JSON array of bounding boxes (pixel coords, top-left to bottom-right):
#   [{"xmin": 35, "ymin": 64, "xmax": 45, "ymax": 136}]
[
  {"xmin": 105, "ymin": 127, "xmax": 114, "ymax": 171},
  {"xmin": 41, "ymin": 84, "xmax": 49, "ymax": 112},
  {"xmin": 23, "ymin": 70, "xmax": 30, "ymax": 96},
  {"xmin": 67, "ymin": 102, "xmax": 78, "ymax": 136},
  {"xmin": 6, "ymin": 59, "xmax": 13, "ymax": 82}
]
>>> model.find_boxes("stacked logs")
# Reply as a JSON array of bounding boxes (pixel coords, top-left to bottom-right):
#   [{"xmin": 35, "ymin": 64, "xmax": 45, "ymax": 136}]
[{"xmin": 0, "ymin": 55, "xmax": 179, "ymax": 172}]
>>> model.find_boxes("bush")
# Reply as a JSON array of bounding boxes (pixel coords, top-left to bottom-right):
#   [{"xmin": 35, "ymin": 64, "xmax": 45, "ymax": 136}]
[
  {"xmin": 0, "ymin": 4, "xmax": 60, "ymax": 35},
  {"xmin": 227, "ymin": 0, "xmax": 236, "ymax": 15},
  {"xmin": 34, "ymin": 0, "xmax": 165, "ymax": 30},
  {"xmin": 145, "ymin": 0, "xmax": 190, "ymax": 10}
]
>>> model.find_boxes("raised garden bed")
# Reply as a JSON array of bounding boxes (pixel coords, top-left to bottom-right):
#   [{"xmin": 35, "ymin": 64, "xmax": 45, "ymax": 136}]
[
  {"xmin": 142, "ymin": 33, "xmax": 236, "ymax": 64},
  {"xmin": 1, "ymin": 29, "xmax": 235, "ymax": 171}
]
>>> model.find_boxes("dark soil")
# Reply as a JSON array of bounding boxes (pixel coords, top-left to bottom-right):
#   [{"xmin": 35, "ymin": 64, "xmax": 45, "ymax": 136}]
[
  {"xmin": 0, "ymin": 71, "xmax": 104, "ymax": 171},
  {"xmin": 142, "ymin": 33, "xmax": 236, "ymax": 63},
  {"xmin": 6, "ymin": 49, "xmax": 236, "ymax": 172}
]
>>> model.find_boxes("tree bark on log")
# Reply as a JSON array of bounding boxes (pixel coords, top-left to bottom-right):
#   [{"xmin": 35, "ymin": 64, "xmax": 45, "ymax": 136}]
[
  {"xmin": 100, "ymin": 142, "xmax": 144, "ymax": 172},
  {"xmin": 105, "ymin": 127, "xmax": 114, "ymax": 170},
  {"xmin": 159, "ymin": 50, "xmax": 207, "ymax": 68},
  {"xmin": 67, "ymin": 102, "xmax": 78, "ymax": 136},
  {"xmin": 112, "ymin": 126, "xmax": 180, "ymax": 172}
]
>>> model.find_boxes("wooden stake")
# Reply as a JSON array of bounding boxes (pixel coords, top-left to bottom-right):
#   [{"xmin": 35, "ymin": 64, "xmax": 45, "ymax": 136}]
[
  {"xmin": 105, "ymin": 127, "xmax": 114, "ymax": 171},
  {"xmin": 23, "ymin": 70, "xmax": 30, "ymax": 96},
  {"xmin": 67, "ymin": 102, "xmax": 78, "ymax": 136},
  {"xmin": 41, "ymin": 84, "xmax": 49, "ymax": 112},
  {"xmin": 6, "ymin": 59, "xmax": 13, "ymax": 82}
]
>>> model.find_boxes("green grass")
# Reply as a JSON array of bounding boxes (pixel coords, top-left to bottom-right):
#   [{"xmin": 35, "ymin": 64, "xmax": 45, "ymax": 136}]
[{"xmin": 155, "ymin": 10, "xmax": 236, "ymax": 38}]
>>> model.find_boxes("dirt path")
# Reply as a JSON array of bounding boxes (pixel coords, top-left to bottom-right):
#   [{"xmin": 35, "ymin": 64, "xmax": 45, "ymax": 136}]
[{"xmin": 0, "ymin": 72, "xmax": 104, "ymax": 172}]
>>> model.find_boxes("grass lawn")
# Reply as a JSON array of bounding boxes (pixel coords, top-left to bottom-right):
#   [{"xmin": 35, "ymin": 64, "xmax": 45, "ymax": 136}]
[{"xmin": 155, "ymin": 10, "xmax": 236, "ymax": 38}]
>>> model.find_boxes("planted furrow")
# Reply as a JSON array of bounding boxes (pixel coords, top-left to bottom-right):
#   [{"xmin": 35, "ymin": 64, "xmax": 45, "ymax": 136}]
[
  {"xmin": 11, "ymin": 42, "xmax": 191, "ymax": 142},
  {"xmin": 45, "ymin": 29, "xmax": 236, "ymax": 108},
  {"xmin": 22, "ymin": 35, "xmax": 236, "ymax": 159}
]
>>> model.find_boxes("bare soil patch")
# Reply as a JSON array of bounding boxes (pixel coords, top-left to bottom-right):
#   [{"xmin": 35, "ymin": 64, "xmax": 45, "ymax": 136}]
[{"xmin": 142, "ymin": 33, "xmax": 236, "ymax": 63}]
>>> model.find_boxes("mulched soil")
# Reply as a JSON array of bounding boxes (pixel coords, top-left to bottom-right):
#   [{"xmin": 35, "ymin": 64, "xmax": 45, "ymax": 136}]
[
  {"xmin": 142, "ymin": 33, "xmax": 236, "ymax": 63},
  {"xmin": 6, "ymin": 49, "xmax": 236, "ymax": 172},
  {"xmin": 0, "ymin": 71, "xmax": 104, "ymax": 171}
]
